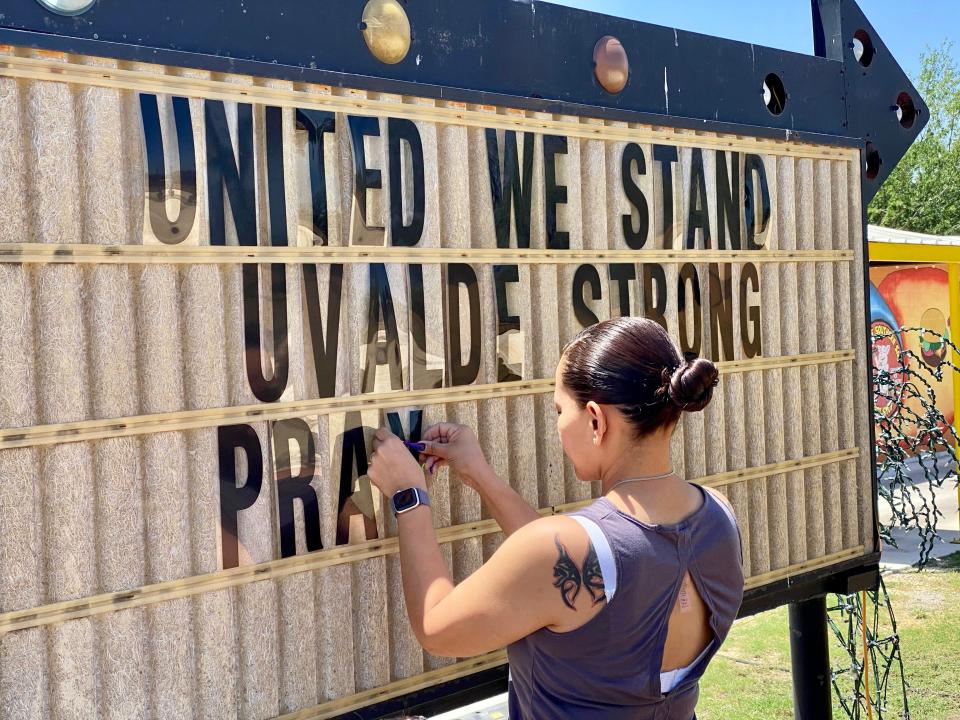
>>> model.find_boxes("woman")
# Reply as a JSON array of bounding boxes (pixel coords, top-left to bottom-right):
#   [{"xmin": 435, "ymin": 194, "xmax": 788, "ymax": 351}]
[{"xmin": 368, "ymin": 317, "xmax": 744, "ymax": 719}]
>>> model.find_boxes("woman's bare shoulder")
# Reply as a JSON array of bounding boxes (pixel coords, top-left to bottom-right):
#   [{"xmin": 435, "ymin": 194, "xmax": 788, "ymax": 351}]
[{"xmin": 509, "ymin": 514, "xmax": 592, "ymax": 550}]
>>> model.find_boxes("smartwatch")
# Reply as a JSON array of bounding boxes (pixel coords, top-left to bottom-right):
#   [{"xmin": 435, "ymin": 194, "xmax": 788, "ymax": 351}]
[{"xmin": 391, "ymin": 488, "xmax": 430, "ymax": 517}]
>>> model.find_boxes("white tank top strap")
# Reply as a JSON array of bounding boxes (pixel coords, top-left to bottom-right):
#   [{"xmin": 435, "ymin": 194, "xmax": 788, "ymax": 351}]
[
  {"xmin": 570, "ymin": 515, "xmax": 618, "ymax": 603},
  {"xmin": 709, "ymin": 489, "xmax": 739, "ymax": 530}
]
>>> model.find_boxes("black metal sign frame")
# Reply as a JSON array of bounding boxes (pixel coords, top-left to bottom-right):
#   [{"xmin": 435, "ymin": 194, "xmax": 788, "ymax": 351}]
[{"xmin": 0, "ymin": 0, "xmax": 925, "ymax": 196}]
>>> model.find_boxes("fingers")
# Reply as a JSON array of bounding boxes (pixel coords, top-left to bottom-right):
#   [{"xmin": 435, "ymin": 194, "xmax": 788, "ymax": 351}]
[
  {"xmin": 425, "ymin": 456, "xmax": 449, "ymax": 475},
  {"xmin": 419, "ymin": 439, "xmax": 451, "ymax": 460},
  {"xmin": 422, "ymin": 422, "xmax": 460, "ymax": 442},
  {"xmin": 367, "ymin": 427, "xmax": 434, "ymax": 492},
  {"xmin": 372, "ymin": 427, "xmax": 395, "ymax": 449},
  {"xmin": 369, "ymin": 428, "xmax": 401, "ymax": 473}
]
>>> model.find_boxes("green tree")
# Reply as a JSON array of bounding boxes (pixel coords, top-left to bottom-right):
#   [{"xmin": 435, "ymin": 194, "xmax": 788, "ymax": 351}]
[{"xmin": 869, "ymin": 42, "xmax": 960, "ymax": 236}]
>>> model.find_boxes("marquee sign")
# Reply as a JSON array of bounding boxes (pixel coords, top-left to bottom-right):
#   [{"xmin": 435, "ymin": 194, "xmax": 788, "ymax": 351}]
[{"xmin": 0, "ymin": 1, "xmax": 925, "ymax": 718}]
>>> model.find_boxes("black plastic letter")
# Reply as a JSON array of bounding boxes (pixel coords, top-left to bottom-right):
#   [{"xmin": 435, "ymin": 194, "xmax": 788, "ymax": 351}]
[
  {"xmin": 218, "ymin": 424, "xmax": 263, "ymax": 570},
  {"xmin": 409, "ymin": 264, "xmax": 444, "ymax": 390},
  {"xmin": 140, "ymin": 94, "xmax": 197, "ymax": 244},
  {"xmin": 572, "ymin": 264, "xmax": 602, "ymax": 329},
  {"xmin": 716, "ymin": 151, "xmax": 742, "ymax": 250},
  {"xmin": 609, "ymin": 264, "xmax": 637, "ymax": 318},
  {"xmin": 386, "ymin": 409, "xmax": 424, "ymax": 460},
  {"xmin": 486, "ymin": 129, "xmax": 534, "ymax": 248},
  {"xmin": 445, "ymin": 264, "xmax": 482, "ymax": 387},
  {"xmin": 363, "ymin": 264, "xmax": 404, "ymax": 393},
  {"xmin": 273, "ymin": 418, "xmax": 322, "ymax": 559},
  {"xmin": 686, "ymin": 148, "xmax": 712, "ymax": 249},
  {"xmin": 708, "ymin": 263, "xmax": 735, "ymax": 362},
  {"xmin": 336, "ymin": 420, "xmax": 378, "ymax": 545},
  {"xmin": 494, "ymin": 265, "xmax": 522, "ymax": 381},
  {"xmin": 621, "ymin": 143, "xmax": 649, "ymax": 249},
  {"xmin": 303, "ymin": 263, "xmax": 343, "ymax": 398},
  {"xmin": 740, "ymin": 262, "xmax": 762, "ymax": 358},
  {"xmin": 388, "ymin": 118, "xmax": 426, "ymax": 246},
  {"xmin": 348, "ymin": 116, "xmax": 384, "ymax": 231},
  {"xmin": 744, "ymin": 154, "xmax": 772, "ymax": 250},
  {"xmin": 543, "ymin": 135, "xmax": 570, "ymax": 249},
  {"xmin": 653, "ymin": 145, "xmax": 679, "ymax": 249},
  {"xmin": 641, "ymin": 264, "xmax": 669, "ymax": 330},
  {"xmin": 677, "ymin": 263, "xmax": 703, "ymax": 356},
  {"xmin": 206, "ymin": 100, "xmax": 257, "ymax": 247},
  {"xmin": 295, "ymin": 109, "xmax": 336, "ymax": 245}
]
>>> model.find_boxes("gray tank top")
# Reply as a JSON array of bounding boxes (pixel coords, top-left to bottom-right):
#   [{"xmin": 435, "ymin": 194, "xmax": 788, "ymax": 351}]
[{"xmin": 507, "ymin": 484, "xmax": 744, "ymax": 719}]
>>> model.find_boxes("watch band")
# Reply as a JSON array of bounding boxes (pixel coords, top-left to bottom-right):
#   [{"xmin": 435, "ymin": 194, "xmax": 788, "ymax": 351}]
[{"xmin": 391, "ymin": 487, "xmax": 430, "ymax": 517}]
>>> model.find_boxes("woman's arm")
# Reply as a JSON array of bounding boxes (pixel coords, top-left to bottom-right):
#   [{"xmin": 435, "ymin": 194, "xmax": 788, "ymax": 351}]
[
  {"xmin": 397, "ymin": 506, "xmax": 600, "ymax": 656},
  {"xmin": 464, "ymin": 464, "xmax": 540, "ymax": 537},
  {"xmin": 394, "ymin": 501, "xmax": 455, "ymax": 647},
  {"xmin": 368, "ymin": 429, "xmax": 603, "ymax": 657}
]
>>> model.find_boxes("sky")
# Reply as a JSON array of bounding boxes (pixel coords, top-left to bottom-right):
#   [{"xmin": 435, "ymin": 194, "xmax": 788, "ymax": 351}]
[{"xmin": 547, "ymin": 0, "xmax": 959, "ymax": 78}]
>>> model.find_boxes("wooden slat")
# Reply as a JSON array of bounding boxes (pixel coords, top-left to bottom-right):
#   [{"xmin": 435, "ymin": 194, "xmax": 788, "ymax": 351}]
[
  {"xmin": 0, "ymin": 447, "xmax": 859, "ymax": 635},
  {"xmin": 0, "ymin": 51, "xmax": 858, "ymax": 163},
  {"xmin": 743, "ymin": 545, "xmax": 865, "ymax": 590},
  {"xmin": 274, "ymin": 651, "xmax": 508, "ymax": 720},
  {"xmin": 704, "ymin": 449, "xmax": 859, "ymax": 489},
  {"xmin": 0, "ymin": 351, "xmax": 854, "ymax": 450},
  {"xmin": 0, "ymin": 243, "xmax": 854, "ymax": 265},
  {"xmin": 0, "ymin": 379, "xmax": 552, "ymax": 450}
]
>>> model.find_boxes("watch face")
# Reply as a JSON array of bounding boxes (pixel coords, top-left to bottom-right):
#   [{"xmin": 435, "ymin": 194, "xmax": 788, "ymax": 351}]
[{"xmin": 393, "ymin": 489, "xmax": 419, "ymax": 512}]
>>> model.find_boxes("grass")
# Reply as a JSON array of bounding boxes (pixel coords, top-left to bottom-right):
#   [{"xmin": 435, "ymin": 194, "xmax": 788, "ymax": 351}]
[{"xmin": 697, "ymin": 552, "xmax": 960, "ymax": 720}]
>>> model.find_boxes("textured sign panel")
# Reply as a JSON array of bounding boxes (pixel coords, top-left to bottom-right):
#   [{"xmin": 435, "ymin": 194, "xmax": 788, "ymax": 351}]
[{"xmin": 0, "ymin": 53, "xmax": 871, "ymax": 718}]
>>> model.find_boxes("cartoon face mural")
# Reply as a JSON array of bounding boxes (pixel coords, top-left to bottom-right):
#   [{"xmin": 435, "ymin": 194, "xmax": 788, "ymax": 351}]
[
  {"xmin": 869, "ymin": 264, "xmax": 953, "ymax": 426},
  {"xmin": 919, "ymin": 307, "xmax": 949, "ymax": 367},
  {"xmin": 869, "ymin": 283, "xmax": 906, "ymax": 418}
]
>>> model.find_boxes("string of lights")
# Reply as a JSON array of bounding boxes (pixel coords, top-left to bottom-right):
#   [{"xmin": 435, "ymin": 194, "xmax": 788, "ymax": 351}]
[{"xmin": 827, "ymin": 326, "xmax": 960, "ymax": 719}]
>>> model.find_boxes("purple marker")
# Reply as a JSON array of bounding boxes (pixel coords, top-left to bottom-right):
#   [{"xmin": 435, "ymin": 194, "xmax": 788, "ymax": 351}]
[{"xmin": 403, "ymin": 440, "xmax": 433, "ymax": 474}]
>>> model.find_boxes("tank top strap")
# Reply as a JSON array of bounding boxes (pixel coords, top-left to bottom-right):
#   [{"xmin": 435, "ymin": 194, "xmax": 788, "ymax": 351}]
[
  {"xmin": 708, "ymin": 489, "xmax": 738, "ymax": 530},
  {"xmin": 702, "ymin": 489, "xmax": 744, "ymax": 565},
  {"xmin": 569, "ymin": 514, "xmax": 618, "ymax": 602}
]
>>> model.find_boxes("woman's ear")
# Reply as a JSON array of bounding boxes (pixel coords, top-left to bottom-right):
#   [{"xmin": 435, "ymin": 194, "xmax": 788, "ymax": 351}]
[{"xmin": 586, "ymin": 401, "xmax": 607, "ymax": 444}]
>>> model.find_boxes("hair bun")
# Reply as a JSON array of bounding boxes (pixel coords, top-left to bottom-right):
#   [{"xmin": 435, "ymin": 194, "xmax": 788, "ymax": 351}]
[{"xmin": 666, "ymin": 355, "xmax": 719, "ymax": 412}]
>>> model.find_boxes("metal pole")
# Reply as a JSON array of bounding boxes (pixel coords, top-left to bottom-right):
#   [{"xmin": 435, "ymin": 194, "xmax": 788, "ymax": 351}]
[{"xmin": 788, "ymin": 596, "xmax": 832, "ymax": 720}]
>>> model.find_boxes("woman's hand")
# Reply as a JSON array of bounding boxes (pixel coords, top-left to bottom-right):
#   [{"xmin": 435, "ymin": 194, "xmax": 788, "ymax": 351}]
[
  {"xmin": 420, "ymin": 423, "xmax": 494, "ymax": 491},
  {"xmin": 368, "ymin": 428, "xmax": 427, "ymax": 497}
]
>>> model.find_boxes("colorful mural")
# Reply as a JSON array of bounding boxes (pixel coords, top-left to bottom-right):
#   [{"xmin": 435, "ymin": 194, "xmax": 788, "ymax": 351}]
[
  {"xmin": 870, "ymin": 283, "xmax": 907, "ymax": 419},
  {"xmin": 869, "ymin": 264, "xmax": 953, "ymax": 427}
]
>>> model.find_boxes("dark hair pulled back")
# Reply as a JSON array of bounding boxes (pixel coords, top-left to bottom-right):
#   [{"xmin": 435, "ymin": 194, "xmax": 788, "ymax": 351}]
[{"xmin": 561, "ymin": 317, "xmax": 719, "ymax": 438}]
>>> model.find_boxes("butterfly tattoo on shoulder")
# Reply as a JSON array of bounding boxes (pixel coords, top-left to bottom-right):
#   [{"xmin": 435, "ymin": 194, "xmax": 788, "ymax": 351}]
[{"xmin": 553, "ymin": 535, "xmax": 606, "ymax": 610}]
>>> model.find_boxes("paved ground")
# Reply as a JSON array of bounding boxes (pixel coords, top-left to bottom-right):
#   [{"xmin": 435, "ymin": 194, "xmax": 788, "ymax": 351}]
[
  {"xmin": 429, "ymin": 469, "xmax": 960, "ymax": 719},
  {"xmin": 428, "ymin": 694, "xmax": 509, "ymax": 720}
]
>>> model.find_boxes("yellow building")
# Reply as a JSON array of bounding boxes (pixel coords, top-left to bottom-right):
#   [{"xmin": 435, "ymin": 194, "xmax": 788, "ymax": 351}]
[{"xmin": 869, "ymin": 224, "xmax": 960, "ymax": 449}]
